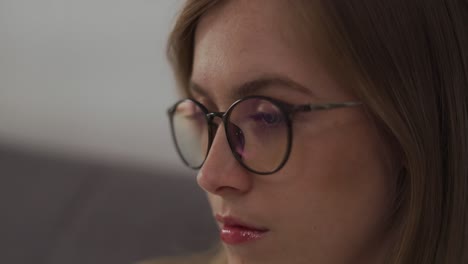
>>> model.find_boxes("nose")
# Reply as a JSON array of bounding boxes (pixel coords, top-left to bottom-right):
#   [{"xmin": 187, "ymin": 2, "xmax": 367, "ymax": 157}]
[{"xmin": 197, "ymin": 119, "xmax": 253, "ymax": 197}]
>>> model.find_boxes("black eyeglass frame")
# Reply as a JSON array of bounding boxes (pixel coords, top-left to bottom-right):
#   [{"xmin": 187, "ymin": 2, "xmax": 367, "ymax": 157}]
[{"xmin": 167, "ymin": 95, "xmax": 362, "ymax": 175}]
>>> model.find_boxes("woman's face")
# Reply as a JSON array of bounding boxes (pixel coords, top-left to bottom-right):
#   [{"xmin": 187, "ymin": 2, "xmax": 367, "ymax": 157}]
[{"xmin": 191, "ymin": 1, "xmax": 398, "ymax": 263}]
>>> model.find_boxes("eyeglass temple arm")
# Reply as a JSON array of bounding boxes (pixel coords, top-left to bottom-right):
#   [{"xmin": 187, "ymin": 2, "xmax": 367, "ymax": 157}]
[{"xmin": 291, "ymin": 101, "xmax": 363, "ymax": 113}]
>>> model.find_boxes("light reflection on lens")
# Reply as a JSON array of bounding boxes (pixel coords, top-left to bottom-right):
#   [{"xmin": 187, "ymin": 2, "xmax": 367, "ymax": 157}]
[
  {"xmin": 172, "ymin": 100, "xmax": 209, "ymax": 168},
  {"xmin": 171, "ymin": 97, "xmax": 289, "ymax": 174},
  {"xmin": 227, "ymin": 98, "xmax": 288, "ymax": 173}
]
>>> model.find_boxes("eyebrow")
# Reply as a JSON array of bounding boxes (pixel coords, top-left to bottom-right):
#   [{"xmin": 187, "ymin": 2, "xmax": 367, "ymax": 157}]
[{"xmin": 189, "ymin": 74, "xmax": 317, "ymax": 101}]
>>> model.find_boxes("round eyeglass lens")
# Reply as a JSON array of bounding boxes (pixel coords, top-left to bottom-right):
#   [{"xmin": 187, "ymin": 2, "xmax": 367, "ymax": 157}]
[
  {"xmin": 171, "ymin": 100, "xmax": 209, "ymax": 168},
  {"xmin": 227, "ymin": 98, "xmax": 289, "ymax": 173}
]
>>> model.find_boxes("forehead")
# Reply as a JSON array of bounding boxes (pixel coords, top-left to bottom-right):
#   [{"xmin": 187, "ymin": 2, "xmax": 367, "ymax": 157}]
[
  {"xmin": 195, "ymin": 0, "xmax": 294, "ymax": 47},
  {"xmin": 191, "ymin": 0, "xmax": 351, "ymax": 106},
  {"xmin": 192, "ymin": 0, "xmax": 302, "ymax": 86}
]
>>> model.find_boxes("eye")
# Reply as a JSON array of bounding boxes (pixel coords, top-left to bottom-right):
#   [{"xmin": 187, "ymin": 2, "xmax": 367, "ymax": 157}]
[
  {"xmin": 176, "ymin": 101, "xmax": 205, "ymax": 122},
  {"xmin": 182, "ymin": 109, "xmax": 203, "ymax": 120},
  {"xmin": 250, "ymin": 112, "xmax": 284, "ymax": 126}
]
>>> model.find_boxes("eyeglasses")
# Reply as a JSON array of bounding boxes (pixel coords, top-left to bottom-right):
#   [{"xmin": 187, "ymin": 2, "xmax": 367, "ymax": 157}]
[{"xmin": 168, "ymin": 95, "xmax": 362, "ymax": 175}]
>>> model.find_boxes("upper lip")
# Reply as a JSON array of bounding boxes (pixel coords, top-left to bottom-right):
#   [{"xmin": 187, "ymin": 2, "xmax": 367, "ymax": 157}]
[{"xmin": 216, "ymin": 214, "xmax": 269, "ymax": 231}]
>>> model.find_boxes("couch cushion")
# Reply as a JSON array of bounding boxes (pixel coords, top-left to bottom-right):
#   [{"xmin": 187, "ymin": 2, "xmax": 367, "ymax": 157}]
[{"xmin": 0, "ymin": 145, "xmax": 218, "ymax": 264}]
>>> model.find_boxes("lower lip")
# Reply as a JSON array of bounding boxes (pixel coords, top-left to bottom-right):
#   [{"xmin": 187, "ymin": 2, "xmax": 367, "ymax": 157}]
[{"xmin": 220, "ymin": 226, "xmax": 268, "ymax": 245}]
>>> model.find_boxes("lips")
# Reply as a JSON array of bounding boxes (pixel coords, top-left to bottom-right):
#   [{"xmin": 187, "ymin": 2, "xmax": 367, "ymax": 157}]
[{"xmin": 216, "ymin": 215, "xmax": 269, "ymax": 245}]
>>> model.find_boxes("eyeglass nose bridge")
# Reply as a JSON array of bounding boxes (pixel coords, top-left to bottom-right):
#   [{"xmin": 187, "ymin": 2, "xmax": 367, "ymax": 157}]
[
  {"xmin": 205, "ymin": 111, "xmax": 244, "ymax": 165},
  {"xmin": 206, "ymin": 112, "xmax": 227, "ymax": 129},
  {"xmin": 206, "ymin": 112, "xmax": 225, "ymax": 120}
]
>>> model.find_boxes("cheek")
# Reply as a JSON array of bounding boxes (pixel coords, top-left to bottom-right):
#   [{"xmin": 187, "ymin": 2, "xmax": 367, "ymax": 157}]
[
  {"xmin": 267, "ymin": 118, "xmax": 396, "ymax": 255},
  {"xmin": 284, "ymin": 115, "xmax": 395, "ymax": 195}
]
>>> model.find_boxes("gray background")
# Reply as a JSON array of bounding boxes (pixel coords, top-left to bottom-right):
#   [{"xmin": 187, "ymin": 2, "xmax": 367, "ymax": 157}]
[
  {"xmin": 0, "ymin": 0, "xmax": 185, "ymax": 170},
  {"xmin": 0, "ymin": 0, "xmax": 218, "ymax": 263}
]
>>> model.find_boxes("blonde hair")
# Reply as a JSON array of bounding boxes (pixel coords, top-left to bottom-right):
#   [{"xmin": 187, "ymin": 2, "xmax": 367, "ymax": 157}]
[{"xmin": 167, "ymin": 1, "xmax": 468, "ymax": 263}]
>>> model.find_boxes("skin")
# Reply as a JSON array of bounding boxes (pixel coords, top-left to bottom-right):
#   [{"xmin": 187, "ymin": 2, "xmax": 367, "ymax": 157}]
[{"xmin": 190, "ymin": 0, "xmax": 399, "ymax": 263}]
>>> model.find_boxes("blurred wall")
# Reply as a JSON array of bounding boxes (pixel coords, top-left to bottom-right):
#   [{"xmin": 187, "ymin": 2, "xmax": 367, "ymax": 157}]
[
  {"xmin": 0, "ymin": 2, "xmax": 220, "ymax": 263},
  {"xmin": 0, "ymin": 0, "xmax": 186, "ymax": 171}
]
